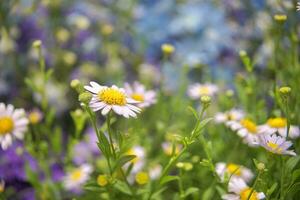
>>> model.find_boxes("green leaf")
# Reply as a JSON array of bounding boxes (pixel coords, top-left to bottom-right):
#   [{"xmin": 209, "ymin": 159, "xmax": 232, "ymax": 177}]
[
  {"xmin": 114, "ymin": 180, "xmax": 132, "ymax": 195},
  {"xmin": 292, "ymin": 169, "xmax": 300, "ymax": 184},
  {"xmin": 286, "ymin": 156, "xmax": 300, "ymax": 171},
  {"xmin": 160, "ymin": 175, "xmax": 180, "ymax": 185},
  {"xmin": 187, "ymin": 106, "xmax": 199, "ymax": 120},
  {"xmin": 184, "ymin": 187, "xmax": 199, "ymax": 197},
  {"xmin": 266, "ymin": 182, "xmax": 278, "ymax": 197},
  {"xmin": 151, "ymin": 187, "xmax": 167, "ymax": 199},
  {"xmin": 202, "ymin": 187, "xmax": 214, "ymax": 200},
  {"xmin": 113, "ymin": 155, "xmax": 136, "ymax": 172},
  {"xmin": 286, "ymin": 182, "xmax": 300, "ymax": 199}
]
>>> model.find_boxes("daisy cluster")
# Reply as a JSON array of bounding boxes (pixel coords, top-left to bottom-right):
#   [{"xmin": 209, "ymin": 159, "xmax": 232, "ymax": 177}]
[{"xmin": 214, "ymin": 109, "xmax": 298, "ymax": 156}]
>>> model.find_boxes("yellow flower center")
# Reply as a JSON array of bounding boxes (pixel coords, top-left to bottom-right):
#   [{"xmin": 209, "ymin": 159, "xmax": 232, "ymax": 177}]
[
  {"xmin": 126, "ymin": 149, "xmax": 139, "ymax": 163},
  {"xmin": 0, "ymin": 117, "xmax": 14, "ymax": 135},
  {"xmin": 199, "ymin": 87, "xmax": 210, "ymax": 95},
  {"xmin": 240, "ymin": 188, "xmax": 258, "ymax": 200},
  {"xmin": 267, "ymin": 118, "xmax": 287, "ymax": 128},
  {"xmin": 267, "ymin": 142, "xmax": 283, "ymax": 153},
  {"xmin": 98, "ymin": 88, "xmax": 126, "ymax": 106},
  {"xmin": 131, "ymin": 93, "xmax": 144, "ymax": 102},
  {"xmin": 226, "ymin": 163, "xmax": 242, "ymax": 176},
  {"xmin": 70, "ymin": 169, "xmax": 83, "ymax": 181},
  {"xmin": 240, "ymin": 119, "xmax": 257, "ymax": 134},
  {"xmin": 97, "ymin": 175, "xmax": 108, "ymax": 187},
  {"xmin": 135, "ymin": 172, "xmax": 149, "ymax": 185}
]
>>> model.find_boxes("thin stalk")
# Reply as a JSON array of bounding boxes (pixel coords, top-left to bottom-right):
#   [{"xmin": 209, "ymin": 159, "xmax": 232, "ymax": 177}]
[
  {"xmin": 107, "ymin": 113, "xmax": 117, "ymax": 159},
  {"xmin": 246, "ymin": 170, "xmax": 262, "ymax": 200},
  {"xmin": 280, "ymin": 157, "xmax": 285, "ymax": 200}
]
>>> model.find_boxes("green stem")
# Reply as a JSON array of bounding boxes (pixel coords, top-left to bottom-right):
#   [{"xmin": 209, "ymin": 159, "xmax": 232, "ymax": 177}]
[
  {"xmin": 85, "ymin": 106, "xmax": 113, "ymax": 174},
  {"xmin": 280, "ymin": 157, "xmax": 285, "ymax": 200},
  {"xmin": 178, "ymin": 169, "xmax": 185, "ymax": 199},
  {"xmin": 247, "ymin": 170, "xmax": 262, "ymax": 200},
  {"xmin": 285, "ymin": 100, "xmax": 290, "ymax": 138},
  {"xmin": 148, "ymin": 147, "xmax": 187, "ymax": 200},
  {"xmin": 107, "ymin": 113, "xmax": 117, "ymax": 159}
]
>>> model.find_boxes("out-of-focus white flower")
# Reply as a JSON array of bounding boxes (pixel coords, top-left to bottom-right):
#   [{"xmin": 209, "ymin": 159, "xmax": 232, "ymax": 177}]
[
  {"xmin": 0, "ymin": 103, "xmax": 28, "ymax": 150},
  {"xmin": 149, "ymin": 164, "xmax": 162, "ymax": 180},
  {"xmin": 258, "ymin": 134, "xmax": 296, "ymax": 156},
  {"xmin": 216, "ymin": 162, "xmax": 253, "ymax": 183},
  {"xmin": 0, "ymin": 179, "xmax": 5, "ymax": 193},
  {"xmin": 258, "ymin": 117, "xmax": 300, "ymax": 139},
  {"xmin": 215, "ymin": 109, "xmax": 245, "ymax": 124},
  {"xmin": 297, "ymin": 2, "xmax": 300, "ymax": 11},
  {"xmin": 84, "ymin": 82, "xmax": 141, "ymax": 118},
  {"xmin": 222, "ymin": 178, "xmax": 265, "ymax": 200},
  {"xmin": 63, "ymin": 164, "xmax": 93, "ymax": 190},
  {"xmin": 124, "ymin": 82, "xmax": 157, "ymax": 108},
  {"xmin": 187, "ymin": 83, "xmax": 218, "ymax": 99},
  {"xmin": 226, "ymin": 119, "xmax": 260, "ymax": 147},
  {"xmin": 67, "ymin": 14, "xmax": 90, "ymax": 30},
  {"xmin": 125, "ymin": 146, "xmax": 146, "ymax": 173}
]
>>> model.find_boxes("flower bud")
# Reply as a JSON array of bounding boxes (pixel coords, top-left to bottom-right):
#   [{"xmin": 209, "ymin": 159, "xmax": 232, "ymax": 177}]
[
  {"xmin": 183, "ymin": 162, "xmax": 193, "ymax": 171},
  {"xmin": 135, "ymin": 172, "xmax": 149, "ymax": 185},
  {"xmin": 200, "ymin": 95, "xmax": 211, "ymax": 108},
  {"xmin": 176, "ymin": 162, "xmax": 184, "ymax": 169},
  {"xmin": 274, "ymin": 14, "xmax": 287, "ymax": 22},
  {"xmin": 32, "ymin": 40, "xmax": 42, "ymax": 48},
  {"xmin": 161, "ymin": 43, "xmax": 175, "ymax": 55},
  {"xmin": 279, "ymin": 86, "xmax": 291, "ymax": 95},
  {"xmin": 97, "ymin": 174, "xmax": 108, "ymax": 187},
  {"xmin": 70, "ymin": 79, "xmax": 84, "ymax": 93},
  {"xmin": 257, "ymin": 162, "xmax": 265, "ymax": 171},
  {"xmin": 78, "ymin": 92, "xmax": 92, "ymax": 104}
]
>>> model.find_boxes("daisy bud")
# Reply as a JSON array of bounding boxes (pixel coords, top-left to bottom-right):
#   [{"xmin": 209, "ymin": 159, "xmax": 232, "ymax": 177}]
[
  {"xmin": 70, "ymin": 79, "xmax": 83, "ymax": 93},
  {"xmin": 78, "ymin": 92, "xmax": 92, "ymax": 104},
  {"xmin": 200, "ymin": 95, "xmax": 211, "ymax": 108},
  {"xmin": 176, "ymin": 162, "xmax": 184, "ymax": 169},
  {"xmin": 32, "ymin": 40, "xmax": 42, "ymax": 48},
  {"xmin": 274, "ymin": 14, "xmax": 287, "ymax": 22},
  {"xmin": 97, "ymin": 174, "xmax": 108, "ymax": 187},
  {"xmin": 279, "ymin": 86, "xmax": 291, "ymax": 101},
  {"xmin": 161, "ymin": 43, "xmax": 175, "ymax": 55},
  {"xmin": 225, "ymin": 89, "xmax": 234, "ymax": 97},
  {"xmin": 239, "ymin": 50, "xmax": 247, "ymax": 57},
  {"xmin": 279, "ymin": 86, "xmax": 291, "ymax": 95},
  {"xmin": 256, "ymin": 162, "xmax": 265, "ymax": 171},
  {"xmin": 183, "ymin": 162, "xmax": 193, "ymax": 171},
  {"xmin": 135, "ymin": 172, "xmax": 149, "ymax": 185}
]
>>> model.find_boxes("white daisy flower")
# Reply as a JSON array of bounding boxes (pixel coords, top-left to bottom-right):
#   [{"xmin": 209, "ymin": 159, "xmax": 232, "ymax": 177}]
[
  {"xmin": 149, "ymin": 164, "xmax": 162, "ymax": 180},
  {"xmin": 187, "ymin": 83, "xmax": 219, "ymax": 99},
  {"xmin": 258, "ymin": 117, "xmax": 300, "ymax": 139},
  {"xmin": 216, "ymin": 162, "xmax": 253, "ymax": 183},
  {"xmin": 297, "ymin": 2, "xmax": 300, "ymax": 11},
  {"xmin": 125, "ymin": 146, "xmax": 146, "ymax": 174},
  {"xmin": 226, "ymin": 119, "xmax": 260, "ymax": 147},
  {"xmin": 84, "ymin": 82, "xmax": 141, "ymax": 118},
  {"xmin": 162, "ymin": 142, "xmax": 182, "ymax": 156},
  {"xmin": 63, "ymin": 164, "xmax": 93, "ymax": 190},
  {"xmin": 215, "ymin": 109, "xmax": 245, "ymax": 124},
  {"xmin": 222, "ymin": 178, "xmax": 265, "ymax": 200},
  {"xmin": 0, "ymin": 103, "xmax": 28, "ymax": 150},
  {"xmin": 124, "ymin": 81, "xmax": 157, "ymax": 108},
  {"xmin": 258, "ymin": 134, "xmax": 296, "ymax": 156}
]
